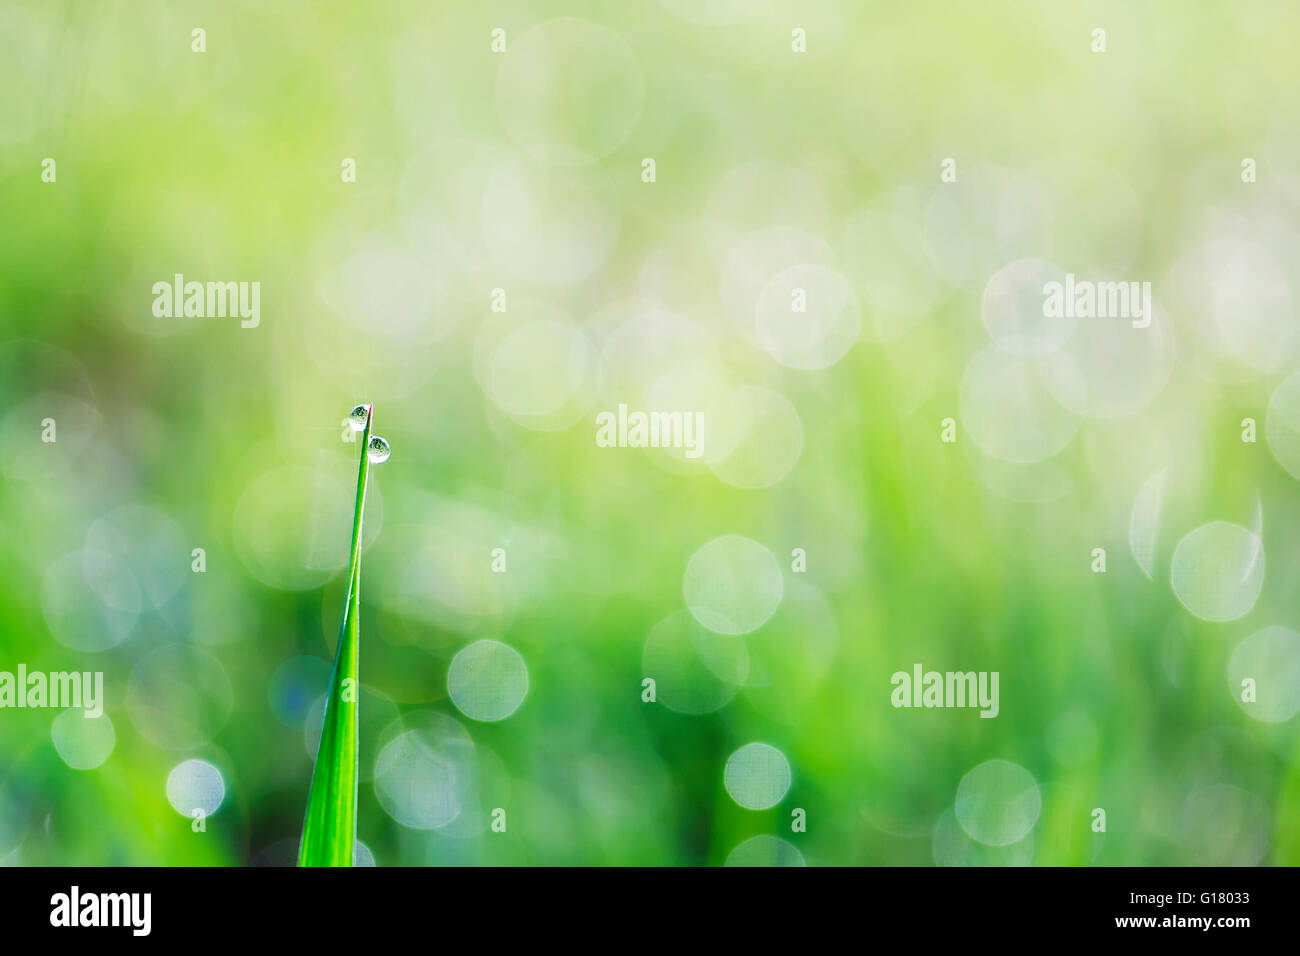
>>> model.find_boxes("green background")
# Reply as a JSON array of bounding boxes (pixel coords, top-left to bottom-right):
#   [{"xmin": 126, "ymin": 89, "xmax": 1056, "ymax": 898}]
[{"xmin": 1, "ymin": 0, "xmax": 1298, "ymax": 865}]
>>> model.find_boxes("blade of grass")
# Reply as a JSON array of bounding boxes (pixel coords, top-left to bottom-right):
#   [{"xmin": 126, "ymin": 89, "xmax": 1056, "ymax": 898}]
[{"xmin": 298, "ymin": 403, "xmax": 373, "ymax": 867}]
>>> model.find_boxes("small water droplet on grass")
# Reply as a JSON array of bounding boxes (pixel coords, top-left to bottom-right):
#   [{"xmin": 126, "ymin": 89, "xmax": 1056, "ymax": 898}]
[{"xmin": 367, "ymin": 435, "xmax": 391, "ymax": 464}]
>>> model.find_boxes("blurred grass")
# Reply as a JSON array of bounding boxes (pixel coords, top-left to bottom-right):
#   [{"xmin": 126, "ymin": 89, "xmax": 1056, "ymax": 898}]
[{"xmin": 1, "ymin": 0, "xmax": 1298, "ymax": 866}]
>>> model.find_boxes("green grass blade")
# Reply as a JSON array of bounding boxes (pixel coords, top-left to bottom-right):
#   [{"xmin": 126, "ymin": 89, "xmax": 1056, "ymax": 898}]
[{"xmin": 298, "ymin": 404, "xmax": 373, "ymax": 867}]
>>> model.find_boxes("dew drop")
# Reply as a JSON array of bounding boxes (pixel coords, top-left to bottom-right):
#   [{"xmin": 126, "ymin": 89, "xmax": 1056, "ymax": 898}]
[
  {"xmin": 367, "ymin": 435, "xmax": 391, "ymax": 464},
  {"xmin": 348, "ymin": 404, "xmax": 370, "ymax": 431}
]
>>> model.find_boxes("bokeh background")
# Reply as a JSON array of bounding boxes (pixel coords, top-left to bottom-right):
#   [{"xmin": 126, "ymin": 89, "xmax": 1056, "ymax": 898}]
[{"xmin": 2, "ymin": 0, "xmax": 1300, "ymax": 866}]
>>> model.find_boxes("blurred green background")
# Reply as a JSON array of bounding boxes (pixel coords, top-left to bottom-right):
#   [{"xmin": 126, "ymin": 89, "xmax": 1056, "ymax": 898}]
[{"xmin": 2, "ymin": 0, "xmax": 1299, "ymax": 865}]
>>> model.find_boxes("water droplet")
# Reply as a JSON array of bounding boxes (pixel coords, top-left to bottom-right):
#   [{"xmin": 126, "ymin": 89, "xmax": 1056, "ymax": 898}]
[
  {"xmin": 348, "ymin": 404, "xmax": 370, "ymax": 431},
  {"xmin": 367, "ymin": 435, "xmax": 391, "ymax": 464}
]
